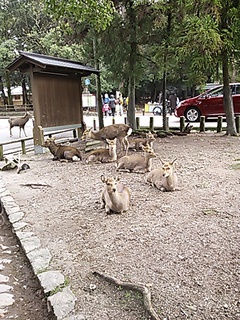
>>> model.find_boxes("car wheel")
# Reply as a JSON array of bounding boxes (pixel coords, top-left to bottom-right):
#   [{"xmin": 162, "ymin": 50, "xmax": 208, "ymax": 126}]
[
  {"xmin": 153, "ymin": 106, "xmax": 162, "ymax": 116},
  {"xmin": 184, "ymin": 107, "xmax": 201, "ymax": 122}
]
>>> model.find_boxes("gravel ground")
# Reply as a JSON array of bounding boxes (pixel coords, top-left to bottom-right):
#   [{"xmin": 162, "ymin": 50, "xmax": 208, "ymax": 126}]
[{"xmin": 1, "ymin": 132, "xmax": 240, "ymax": 320}]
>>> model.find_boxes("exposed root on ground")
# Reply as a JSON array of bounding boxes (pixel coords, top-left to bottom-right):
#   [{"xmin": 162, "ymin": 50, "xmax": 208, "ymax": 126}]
[{"xmin": 93, "ymin": 270, "xmax": 161, "ymax": 320}]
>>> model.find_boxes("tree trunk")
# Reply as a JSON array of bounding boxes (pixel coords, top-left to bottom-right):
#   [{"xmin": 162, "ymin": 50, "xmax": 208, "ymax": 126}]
[
  {"xmin": 0, "ymin": 76, "xmax": 8, "ymax": 105},
  {"xmin": 222, "ymin": 51, "xmax": 238, "ymax": 136},
  {"xmin": 93, "ymin": 35, "xmax": 104, "ymax": 129},
  {"xmin": 126, "ymin": 0, "xmax": 136, "ymax": 129}
]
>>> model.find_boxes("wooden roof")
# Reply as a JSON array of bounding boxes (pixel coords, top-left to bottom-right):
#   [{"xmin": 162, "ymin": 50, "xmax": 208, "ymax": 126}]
[{"xmin": 7, "ymin": 51, "xmax": 99, "ymax": 76}]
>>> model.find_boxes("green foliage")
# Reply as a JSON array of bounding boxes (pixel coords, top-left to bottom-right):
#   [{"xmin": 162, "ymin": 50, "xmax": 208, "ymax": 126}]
[{"xmin": 45, "ymin": 0, "xmax": 115, "ymax": 32}]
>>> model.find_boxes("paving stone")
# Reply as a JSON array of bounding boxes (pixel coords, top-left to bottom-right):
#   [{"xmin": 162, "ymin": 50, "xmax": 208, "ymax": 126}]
[
  {"xmin": 27, "ymin": 248, "xmax": 52, "ymax": 273},
  {"xmin": 64, "ymin": 315, "xmax": 85, "ymax": 320},
  {"xmin": 38, "ymin": 271, "xmax": 65, "ymax": 293},
  {"xmin": 48, "ymin": 287, "xmax": 76, "ymax": 320},
  {"xmin": 0, "ymin": 284, "xmax": 12, "ymax": 293},
  {"xmin": 12, "ymin": 221, "xmax": 28, "ymax": 231},
  {"xmin": 0, "ymin": 274, "xmax": 9, "ymax": 282},
  {"xmin": 21, "ymin": 236, "xmax": 41, "ymax": 254},
  {"xmin": 0, "ymin": 293, "xmax": 14, "ymax": 307},
  {"xmin": 8, "ymin": 211, "xmax": 25, "ymax": 223}
]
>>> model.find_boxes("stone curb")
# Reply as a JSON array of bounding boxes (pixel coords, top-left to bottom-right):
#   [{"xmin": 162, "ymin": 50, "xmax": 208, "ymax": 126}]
[{"xmin": 0, "ymin": 178, "xmax": 84, "ymax": 320}]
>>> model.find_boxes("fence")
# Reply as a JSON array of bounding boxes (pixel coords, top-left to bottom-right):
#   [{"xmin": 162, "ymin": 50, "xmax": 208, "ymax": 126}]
[{"xmin": 1, "ymin": 115, "xmax": 239, "ymax": 161}]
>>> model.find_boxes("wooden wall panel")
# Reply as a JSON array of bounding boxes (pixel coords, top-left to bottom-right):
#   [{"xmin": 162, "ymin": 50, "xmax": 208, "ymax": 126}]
[{"xmin": 33, "ymin": 73, "xmax": 82, "ymax": 128}]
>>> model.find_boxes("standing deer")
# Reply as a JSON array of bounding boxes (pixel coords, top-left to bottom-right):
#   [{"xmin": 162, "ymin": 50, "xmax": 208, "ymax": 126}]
[
  {"xmin": 145, "ymin": 158, "xmax": 178, "ymax": 191},
  {"xmin": 43, "ymin": 137, "xmax": 82, "ymax": 161},
  {"xmin": 8, "ymin": 112, "xmax": 32, "ymax": 137},
  {"xmin": 86, "ymin": 138, "xmax": 117, "ymax": 163},
  {"xmin": 116, "ymin": 144, "xmax": 156, "ymax": 173},
  {"xmin": 100, "ymin": 175, "xmax": 131, "ymax": 214},
  {"xmin": 81, "ymin": 124, "xmax": 132, "ymax": 155}
]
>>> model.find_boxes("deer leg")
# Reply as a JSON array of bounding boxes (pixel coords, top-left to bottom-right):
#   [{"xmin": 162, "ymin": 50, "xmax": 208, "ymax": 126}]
[{"xmin": 22, "ymin": 126, "xmax": 27, "ymax": 137}]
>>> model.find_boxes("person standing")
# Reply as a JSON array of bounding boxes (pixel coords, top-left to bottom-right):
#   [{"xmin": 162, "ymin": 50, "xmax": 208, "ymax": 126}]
[
  {"xmin": 168, "ymin": 92, "xmax": 178, "ymax": 115},
  {"xmin": 109, "ymin": 94, "xmax": 116, "ymax": 117},
  {"xmin": 118, "ymin": 93, "xmax": 124, "ymax": 116}
]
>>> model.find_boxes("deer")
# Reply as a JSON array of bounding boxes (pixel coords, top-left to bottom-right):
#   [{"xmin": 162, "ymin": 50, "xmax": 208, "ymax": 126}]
[
  {"xmin": 100, "ymin": 175, "xmax": 131, "ymax": 214},
  {"xmin": 130, "ymin": 131, "xmax": 155, "ymax": 151},
  {"xmin": 43, "ymin": 137, "xmax": 82, "ymax": 161},
  {"xmin": 86, "ymin": 138, "xmax": 117, "ymax": 163},
  {"xmin": 81, "ymin": 124, "xmax": 132, "ymax": 155},
  {"xmin": 116, "ymin": 144, "xmax": 156, "ymax": 173},
  {"xmin": 145, "ymin": 158, "xmax": 178, "ymax": 191},
  {"xmin": 8, "ymin": 112, "xmax": 32, "ymax": 137}
]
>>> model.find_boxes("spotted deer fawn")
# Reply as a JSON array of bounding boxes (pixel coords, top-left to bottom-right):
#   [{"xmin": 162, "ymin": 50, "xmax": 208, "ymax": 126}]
[
  {"xmin": 146, "ymin": 158, "xmax": 178, "ymax": 191},
  {"xmin": 100, "ymin": 175, "xmax": 131, "ymax": 214}
]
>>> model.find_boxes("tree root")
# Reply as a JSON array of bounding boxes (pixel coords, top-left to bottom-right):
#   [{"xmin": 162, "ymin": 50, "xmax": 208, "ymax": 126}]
[
  {"xmin": 20, "ymin": 183, "xmax": 52, "ymax": 189},
  {"xmin": 93, "ymin": 271, "xmax": 161, "ymax": 320}
]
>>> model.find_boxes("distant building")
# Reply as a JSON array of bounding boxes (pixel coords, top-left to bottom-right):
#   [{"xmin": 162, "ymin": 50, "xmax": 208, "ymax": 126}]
[{"xmin": 0, "ymin": 86, "xmax": 32, "ymax": 109}]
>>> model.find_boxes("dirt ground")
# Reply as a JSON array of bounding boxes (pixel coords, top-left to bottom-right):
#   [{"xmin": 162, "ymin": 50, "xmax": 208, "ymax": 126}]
[{"xmin": 1, "ymin": 132, "xmax": 240, "ymax": 320}]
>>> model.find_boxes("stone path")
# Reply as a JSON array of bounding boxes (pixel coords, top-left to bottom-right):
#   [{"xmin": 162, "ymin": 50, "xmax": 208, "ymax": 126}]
[{"xmin": 0, "ymin": 179, "xmax": 83, "ymax": 320}]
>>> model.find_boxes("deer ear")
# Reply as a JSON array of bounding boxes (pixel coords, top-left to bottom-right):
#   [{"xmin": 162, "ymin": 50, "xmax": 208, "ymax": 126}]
[{"xmin": 101, "ymin": 175, "xmax": 106, "ymax": 183}]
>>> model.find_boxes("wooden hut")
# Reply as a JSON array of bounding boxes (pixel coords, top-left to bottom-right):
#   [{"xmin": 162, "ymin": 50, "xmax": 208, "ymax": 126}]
[{"xmin": 7, "ymin": 51, "xmax": 99, "ymax": 153}]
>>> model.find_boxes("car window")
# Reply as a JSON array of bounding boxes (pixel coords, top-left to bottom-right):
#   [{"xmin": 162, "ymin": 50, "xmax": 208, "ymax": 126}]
[
  {"xmin": 235, "ymin": 85, "xmax": 240, "ymax": 94},
  {"xmin": 208, "ymin": 87, "xmax": 223, "ymax": 97}
]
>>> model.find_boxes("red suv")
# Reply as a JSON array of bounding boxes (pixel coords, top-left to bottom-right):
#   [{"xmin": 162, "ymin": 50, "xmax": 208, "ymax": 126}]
[{"xmin": 175, "ymin": 83, "xmax": 240, "ymax": 122}]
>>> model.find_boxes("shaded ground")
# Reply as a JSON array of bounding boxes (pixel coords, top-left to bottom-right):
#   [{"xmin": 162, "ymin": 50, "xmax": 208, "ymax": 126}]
[
  {"xmin": 0, "ymin": 209, "xmax": 54, "ymax": 319},
  {"xmin": 1, "ymin": 133, "xmax": 240, "ymax": 320}
]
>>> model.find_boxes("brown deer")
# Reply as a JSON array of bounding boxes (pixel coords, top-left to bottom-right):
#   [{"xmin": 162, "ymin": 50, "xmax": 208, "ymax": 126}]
[
  {"xmin": 116, "ymin": 144, "xmax": 156, "ymax": 173},
  {"xmin": 100, "ymin": 175, "xmax": 131, "ymax": 214},
  {"xmin": 43, "ymin": 137, "xmax": 82, "ymax": 161},
  {"xmin": 145, "ymin": 158, "xmax": 178, "ymax": 191},
  {"xmin": 81, "ymin": 124, "xmax": 132, "ymax": 155},
  {"xmin": 86, "ymin": 138, "xmax": 117, "ymax": 163},
  {"xmin": 8, "ymin": 112, "xmax": 32, "ymax": 137},
  {"xmin": 130, "ymin": 131, "xmax": 155, "ymax": 151}
]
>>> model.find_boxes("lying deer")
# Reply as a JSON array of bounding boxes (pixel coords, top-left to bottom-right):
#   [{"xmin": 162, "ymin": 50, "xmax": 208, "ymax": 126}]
[
  {"xmin": 9, "ymin": 112, "xmax": 32, "ymax": 137},
  {"xmin": 116, "ymin": 144, "xmax": 156, "ymax": 173},
  {"xmin": 100, "ymin": 175, "xmax": 131, "ymax": 214},
  {"xmin": 130, "ymin": 131, "xmax": 155, "ymax": 151},
  {"xmin": 81, "ymin": 124, "xmax": 132, "ymax": 155},
  {"xmin": 86, "ymin": 138, "xmax": 117, "ymax": 163},
  {"xmin": 145, "ymin": 158, "xmax": 178, "ymax": 191},
  {"xmin": 43, "ymin": 137, "xmax": 82, "ymax": 161}
]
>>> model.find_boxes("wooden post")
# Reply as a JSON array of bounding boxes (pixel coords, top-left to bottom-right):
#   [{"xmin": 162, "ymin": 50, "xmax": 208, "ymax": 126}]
[
  {"xmin": 199, "ymin": 116, "xmax": 205, "ymax": 132},
  {"xmin": 217, "ymin": 116, "xmax": 223, "ymax": 133},
  {"xmin": 166, "ymin": 116, "xmax": 169, "ymax": 131},
  {"xmin": 93, "ymin": 119, "xmax": 96, "ymax": 130},
  {"xmin": 112, "ymin": 117, "xmax": 115, "ymax": 124},
  {"xmin": 180, "ymin": 116, "xmax": 185, "ymax": 132},
  {"xmin": 235, "ymin": 116, "xmax": 240, "ymax": 133},
  {"xmin": 33, "ymin": 125, "xmax": 45, "ymax": 154},
  {"xmin": 73, "ymin": 129, "xmax": 77, "ymax": 138},
  {"xmin": 124, "ymin": 117, "xmax": 127, "ymax": 124},
  {"xmin": 0, "ymin": 145, "xmax": 3, "ymax": 161},
  {"xmin": 21, "ymin": 140, "xmax": 26, "ymax": 154},
  {"xmin": 136, "ymin": 117, "xmax": 140, "ymax": 129},
  {"xmin": 149, "ymin": 117, "xmax": 154, "ymax": 131}
]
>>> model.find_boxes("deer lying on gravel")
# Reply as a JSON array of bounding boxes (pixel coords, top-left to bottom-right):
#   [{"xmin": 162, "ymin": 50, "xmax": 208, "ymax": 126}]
[
  {"xmin": 131, "ymin": 131, "xmax": 155, "ymax": 151},
  {"xmin": 145, "ymin": 159, "xmax": 178, "ymax": 191},
  {"xmin": 100, "ymin": 175, "xmax": 131, "ymax": 214},
  {"xmin": 43, "ymin": 137, "xmax": 82, "ymax": 161},
  {"xmin": 86, "ymin": 138, "xmax": 117, "ymax": 163},
  {"xmin": 81, "ymin": 124, "xmax": 132, "ymax": 155},
  {"xmin": 116, "ymin": 144, "xmax": 156, "ymax": 173},
  {"xmin": 9, "ymin": 112, "xmax": 32, "ymax": 137}
]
